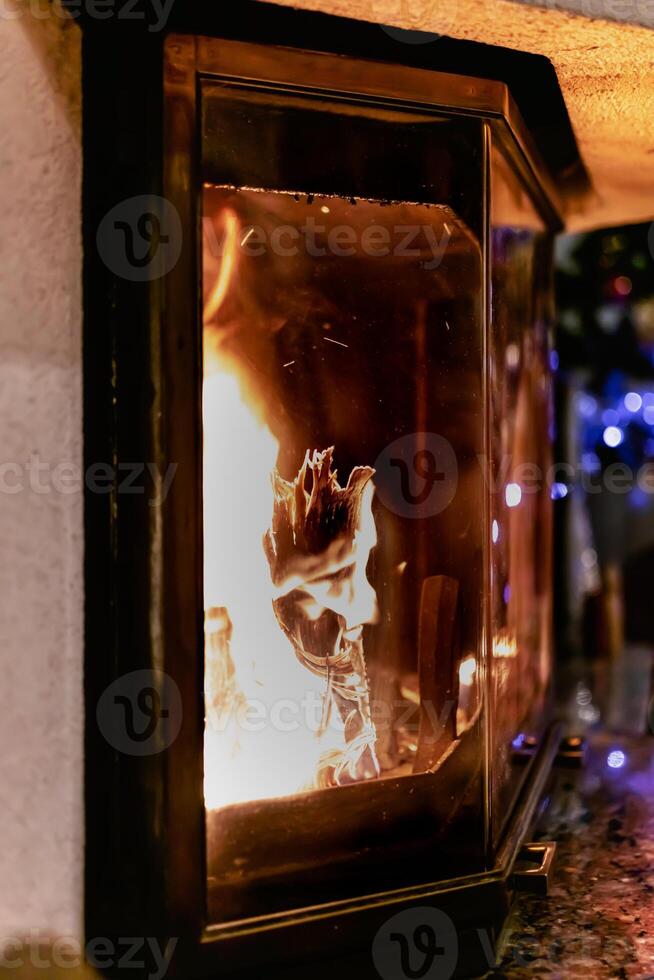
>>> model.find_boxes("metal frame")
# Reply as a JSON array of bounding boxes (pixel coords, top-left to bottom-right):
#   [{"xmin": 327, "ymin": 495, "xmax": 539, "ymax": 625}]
[
  {"xmin": 194, "ymin": 36, "xmax": 563, "ymax": 230},
  {"xmin": 84, "ymin": 22, "xmax": 561, "ymax": 980},
  {"xmin": 160, "ymin": 34, "xmax": 560, "ymax": 976}
]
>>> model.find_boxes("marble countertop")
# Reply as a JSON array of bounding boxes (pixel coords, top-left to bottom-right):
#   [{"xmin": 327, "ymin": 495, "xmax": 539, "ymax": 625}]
[{"xmin": 491, "ymin": 732, "xmax": 654, "ymax": 979}]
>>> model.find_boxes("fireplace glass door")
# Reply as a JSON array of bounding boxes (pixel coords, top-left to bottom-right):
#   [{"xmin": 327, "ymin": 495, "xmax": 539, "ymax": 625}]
[
  {"xmin": 488, "ymin": 141, "xmax": 554, "ymax": 844},
  {"xmin": 200, "ymin": 71, "xmax": 488, "ymax": 921}
]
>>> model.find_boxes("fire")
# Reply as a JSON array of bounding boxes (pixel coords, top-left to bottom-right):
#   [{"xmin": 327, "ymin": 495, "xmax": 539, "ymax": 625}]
[
  {"xmin": 203, "ymin": 365, "xmax": 380, "ymax": 809},
  {"xmin": 202, "ymin": 196, "xmax": 381, "ymax": 809},
  {"xmin": 493, "ymin": 632, "xmax": 518, "ymax": 659},
  {"xmin": 203, "ymin": 208, "xmax": 239, "ymax": 323},
  {"xmin": 458, "ymin": 655, "xmax": 477, "ymax": 687}
]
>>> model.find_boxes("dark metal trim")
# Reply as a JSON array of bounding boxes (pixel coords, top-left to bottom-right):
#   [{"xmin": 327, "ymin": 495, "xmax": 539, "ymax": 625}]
[
  {"xmin": 84, "ymin": 21, "xmax": 560, "ymax": 978},
  {"xmin": 164, "ymin": 31, "xmax": 561, "ymax": 969},
  {"xmin": 192, "ymin": 725, "xmax": 561, "ymax": 978},
  {"xmin": 161, "ymin": 32, "xmax": 207, "ymax": 937}
]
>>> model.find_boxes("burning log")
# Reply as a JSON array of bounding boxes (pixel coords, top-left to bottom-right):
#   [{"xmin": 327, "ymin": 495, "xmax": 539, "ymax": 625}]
[{"xmin": 265, "ymin": 448, "xmax": 380, "ymax": 787}]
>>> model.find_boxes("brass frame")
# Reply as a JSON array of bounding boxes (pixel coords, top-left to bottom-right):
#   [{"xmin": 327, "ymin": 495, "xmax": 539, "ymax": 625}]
[
  {"xmin": 157, "ymin": 32, "xmax": 562, "ymax": 977},
  {"xmin": 193, "ymin": 36, "xmax": 563, "ymax": 228}
]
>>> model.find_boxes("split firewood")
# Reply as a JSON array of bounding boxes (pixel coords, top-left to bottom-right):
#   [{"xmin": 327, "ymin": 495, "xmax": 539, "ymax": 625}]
[
  {"xmin": 264, "ymin": 448, "xmax": 380, "ymax": 787},
  {"xmin": 413, "ymin": 575, "xmax": 460, "ymax": 773}
]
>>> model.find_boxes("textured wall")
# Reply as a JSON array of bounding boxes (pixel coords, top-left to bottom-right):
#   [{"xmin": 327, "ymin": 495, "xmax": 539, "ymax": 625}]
[{"xmin": 0, "ymin": 4, "xmax": 83, "ymax": 942}]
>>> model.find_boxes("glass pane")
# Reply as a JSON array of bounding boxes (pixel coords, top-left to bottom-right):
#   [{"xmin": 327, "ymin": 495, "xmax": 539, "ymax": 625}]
[
  {"xmin": 489, "ymin": 139, "xmax": 554, "ymax": 845},
  {"xmin": 201, "ymin": 82, "xmax": 486, "ymax": 921}
]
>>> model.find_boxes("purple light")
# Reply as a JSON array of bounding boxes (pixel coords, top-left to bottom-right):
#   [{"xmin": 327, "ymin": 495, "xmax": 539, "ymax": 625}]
[
  {"xmin": 602, "ymin": 408, "xmax": 619, "ymax": 427},
  {"xmin": 578, "ymin": 394, "xmax": 598, "ymax": 418},
  {"xmin": 625, "ymin": 391, "xmax": 642, "ymax": 413},
  {"xmin": 551, "ymin": 482, "xmax": 568, "ymax": 500},
  {"xmin": 603, "ymin": 426, "xmax": 624, "ymax": 448},
  {"xmin": 503, "ymin": 584, "xmax": 511, "ymax": 605},
  {"xmin": 582, "ymin": 452, "xmax": 601, "ymax": 474},
  {"xmin": 549, "ymin": 350, "xmax": 560, "ymax": 372},
  {"xmin": 630, "ymin": 488, "xmax": 650, "ymax": 509},
  {"xmin": 492, "ymin": 519, "xmax": 500, "ymax": 544},
  {"xmin": 512, "ymin": 733, "xmax": 526, "ymax": 750},
  {"xmin": 607, "ymin": 750, "xmax": 626, "ymax": 770}
]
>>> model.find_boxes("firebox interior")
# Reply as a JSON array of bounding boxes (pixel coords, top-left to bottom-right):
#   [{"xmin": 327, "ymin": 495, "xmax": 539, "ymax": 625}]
[{"xmin": 201, "ymin": 83, "xmax": 490, "ymax": 920}]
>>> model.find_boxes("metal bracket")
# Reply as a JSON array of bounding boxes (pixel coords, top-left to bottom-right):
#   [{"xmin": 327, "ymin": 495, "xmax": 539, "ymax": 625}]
[{"xmin": 512, "ymin": 841, "xmax": 557, "ymax": 895}]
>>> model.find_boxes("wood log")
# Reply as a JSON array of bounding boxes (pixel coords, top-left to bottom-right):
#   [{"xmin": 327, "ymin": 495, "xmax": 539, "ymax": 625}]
[
  {"xmin": 413, "ymin": 575, "xmax": 460, "ymax": 773},
  {"xmin": 264, "ymin": 448, "xmax": 380, "ymax": 786}
]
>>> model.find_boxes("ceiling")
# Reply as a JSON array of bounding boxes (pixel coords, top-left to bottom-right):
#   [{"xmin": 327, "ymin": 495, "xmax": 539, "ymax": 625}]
[{"xmin": 263, "ymin": 0, "xmax": 654, "ymax": 232}]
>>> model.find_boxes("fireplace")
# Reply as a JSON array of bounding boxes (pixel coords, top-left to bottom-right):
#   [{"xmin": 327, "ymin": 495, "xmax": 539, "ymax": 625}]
[{"xmin": 84, "ymin": 9, "xmax": 568, "ymax": 978}]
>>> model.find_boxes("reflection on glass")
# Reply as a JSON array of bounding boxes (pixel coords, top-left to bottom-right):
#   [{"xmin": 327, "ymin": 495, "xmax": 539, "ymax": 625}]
[
  {"xmin": 489, "ymin": 142, "xmax": 554, "ymax": 841},
  {"xmin": 203, "ymin": 187, "xmax": 484, "ymax": 811}
]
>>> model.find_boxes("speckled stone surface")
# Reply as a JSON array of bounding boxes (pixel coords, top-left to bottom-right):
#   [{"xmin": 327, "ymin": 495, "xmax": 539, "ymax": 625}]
[{"xmin": 491, "ymin": 732, "xmax": 654, "ymax": 979}]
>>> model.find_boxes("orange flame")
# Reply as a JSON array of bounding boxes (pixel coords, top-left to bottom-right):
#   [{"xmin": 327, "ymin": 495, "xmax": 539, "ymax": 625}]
[
  {"xmin": 203, "ymin": 382, "xmax": 379, "ymax": 809},
  {"xmin": 202, "ymin": 203, "xmax": 380, "ymax": 809}
]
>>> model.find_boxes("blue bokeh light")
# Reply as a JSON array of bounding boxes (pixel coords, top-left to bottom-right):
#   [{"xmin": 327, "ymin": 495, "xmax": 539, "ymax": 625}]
[
  {"xmin": 607, "ymin": 750, "xmax": 626, "ymax": 770},
  {"xmin": 624, "ymin": 391, "xmax": 642, "ymax": 413},
  {"xmin": 603, "ymin": 426, "xmax": 624, "ymax": 448}
]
